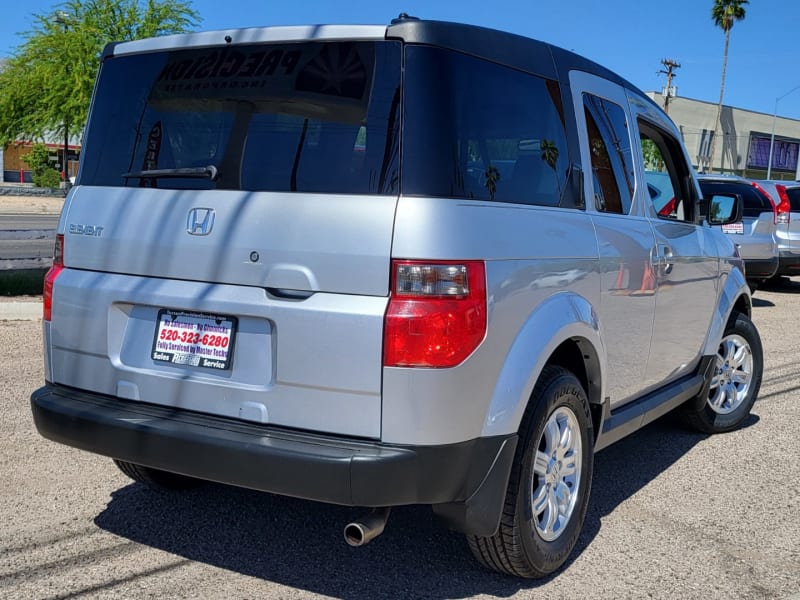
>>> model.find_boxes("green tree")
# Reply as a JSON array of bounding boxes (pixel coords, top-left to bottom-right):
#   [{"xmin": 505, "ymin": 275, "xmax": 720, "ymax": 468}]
[
  {"xmin": 708, "ymin": 0, "xmax": 748, "ymax": 173},
  {"xmin": 641, "ymin": 138, "xmax": 662, "ymax": 171},
  {"xmin": 0, "ymin": 0, "xmax": 200, "ymax": 145},
  {"xmin": 22, "ymin": 143, "xmax": 52, "ymax": 174},
  {"xmin": 22, "ymin": 143, "xmax": 62, "ymax": 187}
]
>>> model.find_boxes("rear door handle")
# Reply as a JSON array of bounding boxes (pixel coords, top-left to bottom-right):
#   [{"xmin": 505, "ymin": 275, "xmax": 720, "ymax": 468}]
[{"xmin": 651, "ymin": 245, "xmax": 674, "ymax": 275}]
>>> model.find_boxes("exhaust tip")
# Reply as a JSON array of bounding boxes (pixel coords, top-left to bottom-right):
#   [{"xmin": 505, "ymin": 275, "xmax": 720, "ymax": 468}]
[
  {"xmin": 343, "ymin": 508, "xmax": 390, "ymax": 547},
  {"xmin": 344, "ymin": 523, "xmax": 368, "ymax": 547}
]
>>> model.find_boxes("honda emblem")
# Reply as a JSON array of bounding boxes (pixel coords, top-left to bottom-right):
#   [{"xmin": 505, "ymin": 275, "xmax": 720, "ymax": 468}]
[{"xmin": 187, "ymin": 208, "xmax": 215, "ymax": 236}]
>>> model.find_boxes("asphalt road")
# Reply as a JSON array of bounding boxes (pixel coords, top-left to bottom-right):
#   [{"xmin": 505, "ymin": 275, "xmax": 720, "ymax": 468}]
[
  {"xmin": 0, "ymin": 214, "xmax": 58, "ymax": 269},
  {"xmin": 0, "ymin": 214, "xmax": 60, "ymax": 230},
  {"xmin": 0, "ymin": 239, "xmax": 55, "ymax": 260},
  {"xmin": 2, "ymin": 282, "xmax": 799, "ymax": 599}
]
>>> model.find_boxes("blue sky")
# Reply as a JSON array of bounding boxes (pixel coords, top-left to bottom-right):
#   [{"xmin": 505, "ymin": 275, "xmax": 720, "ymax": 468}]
[{"xmin": 2, "ymin": 0, "xmax": 799, "ymax": 120}]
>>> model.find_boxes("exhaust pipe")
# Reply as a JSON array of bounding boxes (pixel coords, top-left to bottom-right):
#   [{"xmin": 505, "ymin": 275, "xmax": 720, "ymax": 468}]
[{"xmin": 343, "ymin": 508, "xmax": 391, "ymax": 547}]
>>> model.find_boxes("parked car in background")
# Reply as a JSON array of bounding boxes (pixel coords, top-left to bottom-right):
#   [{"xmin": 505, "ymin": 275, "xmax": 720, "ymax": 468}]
[
  {"xmin": 754, "ymin": 180, "xmax": 800, "ymax": 278},
  {"xmin": 645, "ymin": 170, "xmax": 674, "ymax": 215},
  {"xmin": 697, "ymin": 175, "xmax": 781, "ymax": 289}
]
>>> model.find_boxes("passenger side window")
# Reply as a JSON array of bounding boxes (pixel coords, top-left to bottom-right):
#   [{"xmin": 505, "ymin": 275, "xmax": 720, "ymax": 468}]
[
  {"xmin": 583, "ymin": 94, "xmax": 635, "ymax": 214},
  {"xmin": 638, "ymin": 120, "xmax": 696, "ymax": 223}
]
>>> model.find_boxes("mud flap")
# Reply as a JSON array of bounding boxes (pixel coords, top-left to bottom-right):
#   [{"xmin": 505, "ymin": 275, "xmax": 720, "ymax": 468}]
[
  {"xmin": 681, "ymin": 355, "xmax": 716, "ymax": 414},
  {"xmin": 432, "ymin": 436, "xmax": 518, "ymax": 536}
]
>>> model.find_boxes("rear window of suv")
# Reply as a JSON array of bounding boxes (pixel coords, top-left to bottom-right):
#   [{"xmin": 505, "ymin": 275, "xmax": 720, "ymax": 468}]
[
  {"xmin": 699, "ymin": 181, "xmax": 773, "ymax": 218},
  {"xmin": 80, "ymin": 41, "xmax": 402, "ymax": 194},
  {"xmin": 80, "ymin": 40, "xmax": 571, "ymax": 207}
]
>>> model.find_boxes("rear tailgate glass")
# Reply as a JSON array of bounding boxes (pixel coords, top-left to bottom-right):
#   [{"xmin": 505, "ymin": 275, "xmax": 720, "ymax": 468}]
[{"xmin": 80, "ymin": 41, "xmax": 401, "ymax": 195}]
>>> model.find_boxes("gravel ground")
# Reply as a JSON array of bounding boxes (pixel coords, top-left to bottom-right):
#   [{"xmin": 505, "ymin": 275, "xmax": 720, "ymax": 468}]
[
  {"xmin": 0, "ymin": 195, "xmax": 63, "ymax": 215},
  {"xmin": 2, "ymin": 282, "xmax": 799, "ymax": 599}
]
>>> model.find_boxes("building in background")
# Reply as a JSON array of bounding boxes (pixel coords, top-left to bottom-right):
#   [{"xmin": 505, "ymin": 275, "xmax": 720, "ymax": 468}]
[
  {"xmin": 1, "ymin": 136, "xmax": 80, "ymax": 184},
  {"xmin": 647, "ymin": 92, "xmax": 800, "ymax": 180}
]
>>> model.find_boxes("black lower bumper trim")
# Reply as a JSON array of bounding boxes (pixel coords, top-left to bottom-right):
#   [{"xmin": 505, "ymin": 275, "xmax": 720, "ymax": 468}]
[
  {"xmin": 744, "ymin": 257, "xmax": 779, "ymax": 279},
  {"xmin": 777, "ymin": 254, "xmax": 800, "ymax": 275},
  {"xmin": 31, "ymin": 384, "xmax": 515, "ymax": 533}
]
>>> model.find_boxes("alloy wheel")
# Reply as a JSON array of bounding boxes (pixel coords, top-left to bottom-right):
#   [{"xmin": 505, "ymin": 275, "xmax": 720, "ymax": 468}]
[
  {"xmin": 530, "ymin": 406, "xmax": 582, "ymax": 541},
  {"xmin": 709, "ymin": 333, "xmax": 753, "ymax": 415}
]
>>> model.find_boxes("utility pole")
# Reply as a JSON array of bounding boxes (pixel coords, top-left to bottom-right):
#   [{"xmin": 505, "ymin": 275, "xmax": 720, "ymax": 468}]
[
  {"xmin": 55, "ymin": 11, "xmax": 71, "ymax": 188},
  {"xmin": 658, "ymin": 58, "xmax": 681, "ymax": 114}
]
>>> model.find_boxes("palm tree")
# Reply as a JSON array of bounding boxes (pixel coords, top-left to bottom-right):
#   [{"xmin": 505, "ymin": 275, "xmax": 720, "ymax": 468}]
[
  {"xmin": 540, "ymin": 139, "xmax": 560, "ymax": 170},
  {"xmin": 708, "ymin": 0, "xmax": 748, "ymax": 173},
  {"xmin": 484, "ymin": 165, "xmax": 500, "ymax": 201}
]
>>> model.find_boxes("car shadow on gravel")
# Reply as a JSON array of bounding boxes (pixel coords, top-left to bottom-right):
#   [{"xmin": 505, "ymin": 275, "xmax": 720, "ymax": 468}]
[
  {"xmin": 761, "ymin": 276, "xmax": 800, "ymax": 294},
  {"xmin": 751, "ymin": 297, "xmax": 775, "ymax": 307},
  {"xmin": 93, "ymin": 414, "xmax": 759, "ymax": 599}
]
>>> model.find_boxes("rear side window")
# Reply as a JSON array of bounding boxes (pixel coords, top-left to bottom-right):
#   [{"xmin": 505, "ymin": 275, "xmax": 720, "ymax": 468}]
[
  {"xmin": 402, "ymin": 46, "xmax": 569, "ymax": 207},
  {"xmin": 80, "ymin": 42, "xmax": 401, "ymax": 194},
  {"xmin": 583, "ymin": 94, "xmax": 634, "ymax": 214}
]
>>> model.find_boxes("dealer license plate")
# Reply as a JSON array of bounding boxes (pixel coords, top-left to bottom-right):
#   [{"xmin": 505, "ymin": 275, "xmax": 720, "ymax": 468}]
[
  {"xmin": 151, "ymin": 309, "xmax": 237, "ymax": 370},
  {"xmin": 721, "ymin": 222, "xmax": 744, "ymax": 234}
]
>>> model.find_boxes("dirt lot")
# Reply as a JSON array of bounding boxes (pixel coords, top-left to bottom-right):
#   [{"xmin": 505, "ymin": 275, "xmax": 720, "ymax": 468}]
[{"xmin": 0, "ymin": 194, "xmax": 64, "ymax": 215}]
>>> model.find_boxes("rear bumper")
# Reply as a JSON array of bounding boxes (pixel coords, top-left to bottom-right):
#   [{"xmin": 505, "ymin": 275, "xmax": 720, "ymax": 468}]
[
  {"xmin": 31, "ymin": 383, "xmax": 516, "ymax": 535},
  {"xmin": 743, "ymin": 257, "xmax": 779, "ymax": 280},
  {"xmin": 777, "ymin": 252, "xmax": 800, "ymax": 275}
]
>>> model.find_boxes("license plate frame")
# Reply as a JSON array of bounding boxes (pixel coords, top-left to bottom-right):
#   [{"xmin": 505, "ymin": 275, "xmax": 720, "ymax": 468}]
[
  {"xmin": 721, "ymin": 222, "xmax": 744, "ymax": 234},
  {"xmin": 151, "ymin": 309, "xmax": 237, "ymax": 371}
]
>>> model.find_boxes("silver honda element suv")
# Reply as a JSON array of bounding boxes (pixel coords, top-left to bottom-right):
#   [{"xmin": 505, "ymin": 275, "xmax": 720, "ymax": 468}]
[{"xmin": 31, "ymin": 15, "xmax": 762, "ymax": 578}]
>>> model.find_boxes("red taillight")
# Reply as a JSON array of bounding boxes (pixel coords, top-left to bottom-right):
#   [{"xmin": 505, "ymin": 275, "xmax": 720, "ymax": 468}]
[
  {"xmin": 775, "ymin": 184, "xmax": 792, "ymax": 224},
  {"xmin": 383, "ymin": 260, "xmax": 487, "ymax": 368},
  {"xmin": 751, "ymin": 181, "xmax": 788, "ymax": 225},
  {"xmin": 658, "ymin": 196, "xmax": 677, "ymax": 218},
  {"xmin": 43, "ymin": 234, "xmax": 64, "ymax": 321}
]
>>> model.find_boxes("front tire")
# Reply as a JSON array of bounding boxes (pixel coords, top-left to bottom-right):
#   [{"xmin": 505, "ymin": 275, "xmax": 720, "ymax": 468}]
[
  {"xmin": 682, "ymin": 311, "xmax": 763, "ymax": 434},
  {"xmin": 467, "ymin": 366, "xmax": 593, "ymax": 578}
]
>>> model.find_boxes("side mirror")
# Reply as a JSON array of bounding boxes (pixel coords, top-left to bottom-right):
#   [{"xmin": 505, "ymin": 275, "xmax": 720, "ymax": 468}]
[{"xmin": 702, "ymin": 193, "xmax": 743, "ymax": 225}]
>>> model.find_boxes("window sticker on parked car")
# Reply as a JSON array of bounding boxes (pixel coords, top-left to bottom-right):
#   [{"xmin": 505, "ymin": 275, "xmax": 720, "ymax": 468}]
[{"xmin": 722, "ymin": 222, "xmax": 744, "ymax": 234}]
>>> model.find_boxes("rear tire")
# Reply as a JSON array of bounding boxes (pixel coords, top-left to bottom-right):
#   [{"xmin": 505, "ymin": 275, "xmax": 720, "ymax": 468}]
[
  {"xmin": 467, "ymin": 366, "xmax": 593, "ymax": 578},
  {"xmin": 114, "ymin": 460, "xmax": 202, "ymax": 490},
  {"xmin": 681, "ymin": 311, "xmax": 763, "ymax": 434}
]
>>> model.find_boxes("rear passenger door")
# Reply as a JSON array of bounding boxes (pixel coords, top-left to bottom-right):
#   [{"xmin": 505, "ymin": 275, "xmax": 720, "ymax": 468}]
[
  {"xmin": 569, "ymin": 72, "xmax": 656, "ymax": 406},
  {"xmin": 628, "ymin": 94, "xmax": 720, "ymax": 385}
]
